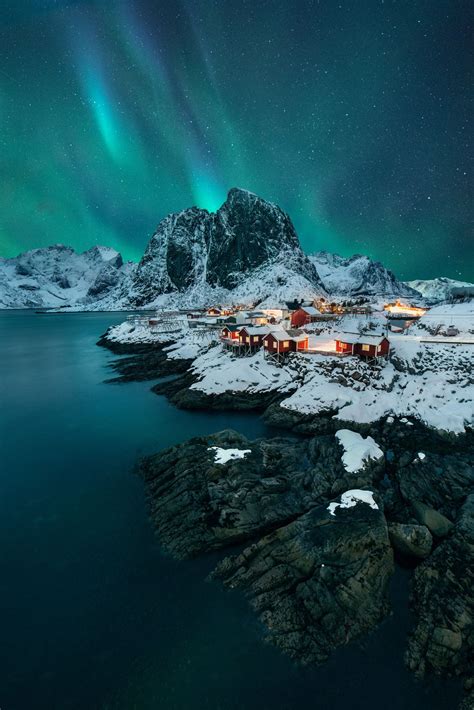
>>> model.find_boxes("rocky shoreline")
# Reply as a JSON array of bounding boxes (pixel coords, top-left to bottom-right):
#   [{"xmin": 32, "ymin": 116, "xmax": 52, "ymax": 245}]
[{"xmin": 98, "ymin": 330, "xmax": 474, "ymax": 707}]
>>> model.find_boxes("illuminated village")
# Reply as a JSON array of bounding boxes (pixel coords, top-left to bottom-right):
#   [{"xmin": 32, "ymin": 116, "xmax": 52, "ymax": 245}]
[{"xmin": 142, "ymin": 297, "xmax": 427, "ymax": 365}]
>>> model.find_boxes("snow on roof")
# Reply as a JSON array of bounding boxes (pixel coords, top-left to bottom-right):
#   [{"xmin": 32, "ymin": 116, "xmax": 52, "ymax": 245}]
[
  {"xmin": 263, "ymin": 328, "xmax": 308, "ymax": 343},
  {"xmin": 335, "ymin": 429, "xmax": 384, "ymax": 473},
  {"xmin": 240, "ymin": 326, "xmax": 270, "ymax": 335},
  {"xmin": 327, "ymin": 489, "xmax": 379, "ymax": 516},
  {"xmin": 336, "ymin": 333, "xmax": 387, "ymax": 345},
  {"xmin": 301, "ymin": 306, "xmax": 321, "ymax": 315}
]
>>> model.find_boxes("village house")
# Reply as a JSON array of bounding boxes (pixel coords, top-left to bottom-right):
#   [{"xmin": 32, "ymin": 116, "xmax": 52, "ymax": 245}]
[
  {"xmin": 290, "ymin": 305, "xmax": 322, "ymax": 328},
  {"xmin": 186, "ymin": 310, "xmax": 204, "ymax": 320},
  {"xmin": 220, "ymin": 324, "xmax": 241, "ymax": 342},
  {"xmin": 238, "ymin": 326, "xmax": 269, "ymax": 354},
  {"xmin": 224, "ymin": 311, "xmax": 252, "ymax": 326},
  {"xmin": 335, "ymin": 334, "xmax": 390, "ymax": 361},
  {"xmin": 245, "ymin": 310, "xmax": 269, "ymax": 325},
  {"xmin": 263, "ymin": 329, "xmax": 309, "ymax": 362}
]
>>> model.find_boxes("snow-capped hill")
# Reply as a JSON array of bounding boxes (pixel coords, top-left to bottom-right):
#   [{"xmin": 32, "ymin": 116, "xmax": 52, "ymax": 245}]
[
  {"xmin": 0, "ymin": 245, "xmax": 133, "ymax": 309},
  {"xmin": 309, "ymin": 251, "xmax": 418, "ymax": 299},
  {"xmin": 405, "ymin": 277, "xmax": 474, "ymax": 303},
  {"xmin": 130, "ymin": 187, "xmax": 323, "ymax": 306}
]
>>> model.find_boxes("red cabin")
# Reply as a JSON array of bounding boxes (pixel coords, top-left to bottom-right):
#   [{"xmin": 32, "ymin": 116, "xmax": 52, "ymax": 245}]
[
  {"xmin": 335, "ymin": 334, "xmax": 390, "ymax": 359},
  {"xmin": 239, "ymin": 326, "xmax": 268, "ymax": 349},
  {"xmin": 263, "ymin": 330, "xmax": 309, "ymax": 358},
  {"xmin": 290, "ymin": 306, "xmax": 321, "ymax": 328},
  {"xmin": 220, "ymin": 325, "xmax": 241, "ymax": 341}
]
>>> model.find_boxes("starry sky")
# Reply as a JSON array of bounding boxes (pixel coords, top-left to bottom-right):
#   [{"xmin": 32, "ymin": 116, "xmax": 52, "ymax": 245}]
[{"xmin": 0, "ymin": 0, "xmax": 472, "ymax": 280}]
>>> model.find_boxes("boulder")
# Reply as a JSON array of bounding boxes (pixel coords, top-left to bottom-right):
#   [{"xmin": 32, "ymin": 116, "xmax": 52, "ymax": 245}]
[
  {"xmin": 388, "ymin": 522, "xmax": 433, "ymax": 559},
  {"xmin": 411, "ymin": 501, "xmax": 454, "ymax": 538}
]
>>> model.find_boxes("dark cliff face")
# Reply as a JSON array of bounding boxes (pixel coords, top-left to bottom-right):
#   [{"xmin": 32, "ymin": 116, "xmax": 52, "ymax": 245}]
[
  {"xmin": 206, "ymin": 188, "xmax": 302, "ymax": 286},
  {"xmin": 131, "ymin": 188, "xmax": 322, "ymax": 304}
]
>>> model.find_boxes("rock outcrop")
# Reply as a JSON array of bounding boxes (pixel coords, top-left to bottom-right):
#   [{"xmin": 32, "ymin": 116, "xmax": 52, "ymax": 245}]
[
  {"xmin": 406, "ymin": 495, "xmax": 474, "ymax": 683},
  {"xmin": 213, "ymin": 492, "xmax": 393, "ymax": 664},
  {"xmin": 138, "ymin": 429, "xmax": 384, "ymax": 559}
]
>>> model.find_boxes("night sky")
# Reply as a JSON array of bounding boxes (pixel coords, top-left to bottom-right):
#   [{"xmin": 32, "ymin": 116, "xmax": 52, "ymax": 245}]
[{"xmin": 0, "ymin": 0, "xmax": 472, "ymax": 280}]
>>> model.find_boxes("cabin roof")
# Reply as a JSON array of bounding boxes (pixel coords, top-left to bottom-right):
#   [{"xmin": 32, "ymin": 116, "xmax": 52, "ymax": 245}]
[
  {"xmin": 264, "ymin": 329, "xmax": 307, "ymax": 342},
  {"xmin": 337, "ymin": 333, "xmax": 388, "ymax": 346},
  {"xmin": 240, "ymin": 326, "xmax": 269, "ymax": 336},
  {"xmin": 222, "ymin": 324, "xmax": 240, "ymax": 332},
  {"xmin": 300, "ymin": 306, "xmax": 321, "ymax": 316}
]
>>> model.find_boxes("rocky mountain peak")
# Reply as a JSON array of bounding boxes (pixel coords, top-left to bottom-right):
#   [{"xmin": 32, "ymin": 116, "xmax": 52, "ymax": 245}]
[{"xmin": 131, "ymin": 188, "xmax": 322, "ymax": 305}]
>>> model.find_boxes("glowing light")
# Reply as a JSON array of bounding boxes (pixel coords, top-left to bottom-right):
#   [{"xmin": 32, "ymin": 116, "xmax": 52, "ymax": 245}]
[{"xmin": 384, "ymin": 301, "xmax": 427, "ymax": 316}]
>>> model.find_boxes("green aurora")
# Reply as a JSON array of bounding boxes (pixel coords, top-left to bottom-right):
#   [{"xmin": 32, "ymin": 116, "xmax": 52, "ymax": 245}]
[{"xmin": 0, "ymin": 0, "xmax": 472, "ymax": 280}]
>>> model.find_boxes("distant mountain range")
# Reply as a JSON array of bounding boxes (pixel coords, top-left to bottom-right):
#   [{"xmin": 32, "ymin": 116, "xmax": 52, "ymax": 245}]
[
  {"xmin": 0, "ymin": 188, "xmax": 467, "ymax": 310},
  {"xmin": 404, "ymin": 277, "xmax": 474, "ymax": 303},
  {"xmin": 308, "ymin": 251, "xmax": 418, "ymax": 299}
]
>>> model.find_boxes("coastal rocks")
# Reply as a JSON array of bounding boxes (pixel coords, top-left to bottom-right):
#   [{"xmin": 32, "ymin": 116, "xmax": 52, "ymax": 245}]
[
  {"xmin": 394, "ymin": 452, "xmax": 474, "ymax": 518},
  {"xmin": 167, "ymin": 385, "xmax": 285, "ymax": 412},
  {"xmin": 263, "ymin": 402, "xmax": 339, "ymax": 435},
  {"xmin": 388, "ymin": 523, "xmax": 433, "ymax": 559},
  {"xmin": 137, "ymin": 429, "xmax": 383, "ymax": 559},
  {"xmin": 411, "ymin": 501, "xmax": 454, "ymax": 539},
  {"xmin": 97, "ymin": 330, "xmax": 172, "ymax": 356},
  {"xmin": 108, "ymin": 352, "xmax": 192, "ymax": 383},
  {"xmin": 213, "ymin": 490, "xmax": 393, "ymax": 664},
  {"xmin": 406, "ymin": 495, "xmax": 474, "ymax": 682}
]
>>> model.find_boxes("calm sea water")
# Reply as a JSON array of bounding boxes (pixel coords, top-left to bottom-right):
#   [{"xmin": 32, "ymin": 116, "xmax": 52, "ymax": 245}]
[{"xmin": 0, "ymin": 311, "xmax": 459, "ymax": 710}]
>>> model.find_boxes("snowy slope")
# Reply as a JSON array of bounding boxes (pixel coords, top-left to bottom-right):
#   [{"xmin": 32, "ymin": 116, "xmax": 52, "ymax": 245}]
[
  {"xmin": 309, "ymin": 251, "xmax": 418, "ymax": 299},
  {"xmin": 405, "ymin": 277, "xmax": 474, "ymax": 303},
  {"xmin": 0, "ymin": 245, "xmax": 135, "ymax": 309}
]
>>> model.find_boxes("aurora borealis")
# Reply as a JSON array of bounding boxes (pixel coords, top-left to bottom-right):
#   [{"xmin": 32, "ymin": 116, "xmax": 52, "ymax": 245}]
[{"xmin": 0, "ymin": 0, "xmax": 472, "ymax": 280}]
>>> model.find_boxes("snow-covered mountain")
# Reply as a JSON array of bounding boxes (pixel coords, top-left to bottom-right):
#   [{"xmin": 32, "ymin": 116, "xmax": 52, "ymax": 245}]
[
  {"xmin": 128, "ymin": 188, "xmax": 323, "ymax": 306},
  {"xmin": 2, "ymin": 188, "xmax": 456, "ymax": 310},
  {"xmin": 0, "ymin": 245, "xmax": 135, "ymax": 309},
  {"xmin": 309, "ymin": 251, "xmax": 418, "ymax": 299},
  {"xmin": 405, "ymin": 277, "xmax": 474, "ymax": 303}
]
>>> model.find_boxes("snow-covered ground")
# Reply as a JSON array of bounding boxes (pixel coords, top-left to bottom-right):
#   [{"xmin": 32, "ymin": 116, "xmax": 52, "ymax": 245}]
[
  {"xmin": 189, "ymin": 345, "xmax": 296, "ymax": 395},
  {"xmin": 105, "ymin": 302, "xmax": 474, "ymax": 435}
]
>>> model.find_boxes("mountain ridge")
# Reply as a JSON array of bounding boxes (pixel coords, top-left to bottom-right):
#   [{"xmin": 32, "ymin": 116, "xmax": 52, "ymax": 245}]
[{"xmin": 0, "ymin": 188, "xmax": 437, "ymax": 310}]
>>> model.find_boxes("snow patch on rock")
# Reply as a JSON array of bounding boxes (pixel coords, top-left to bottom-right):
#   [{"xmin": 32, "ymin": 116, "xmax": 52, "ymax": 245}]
[
  {"xmin": 327, "ymin": 490, "xmax": 379, "ymax": 516},
  {"xmin": 335, "ymin": 430, "xmax": 384, "ymax": 473},
  {"xmin": 208, "ymin": 447, "xmax": 251, "ymax": 464}
]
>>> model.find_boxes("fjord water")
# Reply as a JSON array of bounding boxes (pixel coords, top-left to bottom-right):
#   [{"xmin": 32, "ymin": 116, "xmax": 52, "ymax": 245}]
[{"xmin": 0, "ymin": 312, "xmax": 459, "ymax": 710}]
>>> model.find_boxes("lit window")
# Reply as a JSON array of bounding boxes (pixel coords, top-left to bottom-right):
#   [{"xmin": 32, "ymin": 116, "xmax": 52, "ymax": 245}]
[
  {"xmin": 283, "ymin": 340, "xmax": 290, "ymax": 347},
  {"xmin": 362, "ymin": 344, "xmax": 370, "ymax": 352}
]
